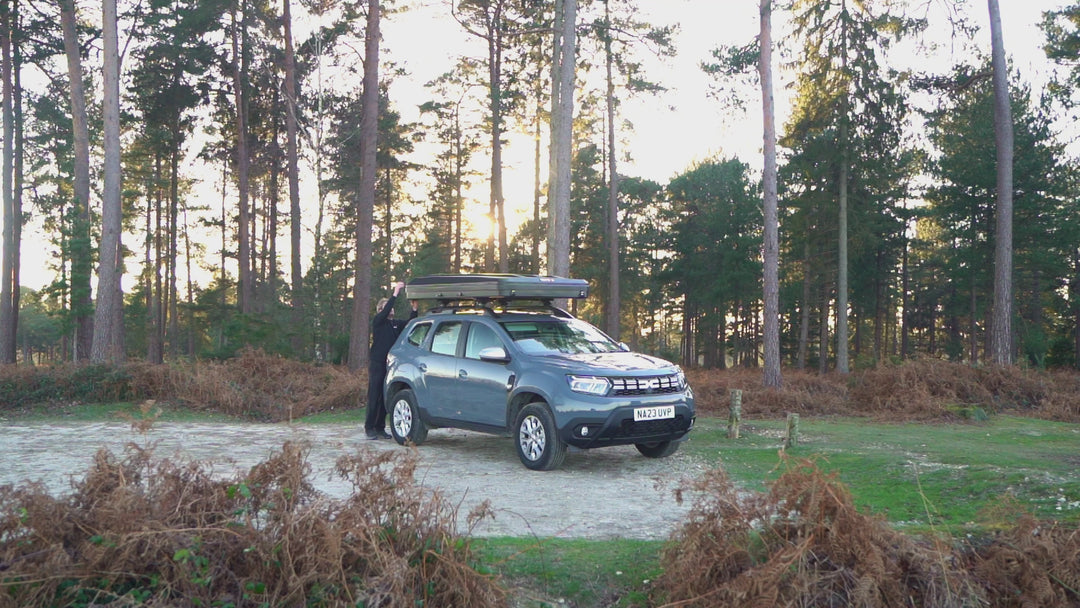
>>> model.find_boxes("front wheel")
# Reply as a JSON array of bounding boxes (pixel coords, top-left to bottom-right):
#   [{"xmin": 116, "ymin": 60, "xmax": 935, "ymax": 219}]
[
  {"xmin": 389, "ymin": 389, "xmax": 428, "ymax": 445},
  {"xmin": 635, "ymin": 440, "xmax": 679, "ymax": 458},
  {"xmin": 514, "ymin": 403, "xmax": 566, "ymax": 471}
]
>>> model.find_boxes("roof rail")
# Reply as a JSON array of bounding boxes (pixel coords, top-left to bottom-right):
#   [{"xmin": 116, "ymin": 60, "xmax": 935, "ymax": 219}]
[{"xmin": 426, "ymin": 298, "xmax": 574, "ymax": 319}]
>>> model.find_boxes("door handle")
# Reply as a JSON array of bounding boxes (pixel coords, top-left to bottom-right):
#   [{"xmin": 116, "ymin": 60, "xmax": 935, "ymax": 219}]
[
  {"xmin": 458, "ymin": 369, "xmax": 468, "ymax": 379},
  {"xmin": 418, "ymin": 363, "xmax": 427, "ymax": 372}
]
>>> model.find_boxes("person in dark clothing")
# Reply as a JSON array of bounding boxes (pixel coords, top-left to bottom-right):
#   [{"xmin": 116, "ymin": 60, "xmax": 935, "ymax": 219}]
[{"xmin": 365, "ymin": 281, "xmax": 418, "ymax": 439}]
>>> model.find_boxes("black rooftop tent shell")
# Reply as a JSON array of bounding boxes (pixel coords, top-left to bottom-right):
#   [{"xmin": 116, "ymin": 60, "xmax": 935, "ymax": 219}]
[{"xmin": 405, "ymin": 274, "xmax": 589, "ymax": 301}]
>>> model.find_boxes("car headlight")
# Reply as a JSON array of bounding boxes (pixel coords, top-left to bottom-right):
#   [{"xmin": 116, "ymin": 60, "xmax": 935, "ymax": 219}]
[
  {"xmin": 567, "ymin": 375, "xmax": 611, "ymax": 396},
  {"xmin": 676, "ymin": 368, "xmax": 687, "ymax": 390}
]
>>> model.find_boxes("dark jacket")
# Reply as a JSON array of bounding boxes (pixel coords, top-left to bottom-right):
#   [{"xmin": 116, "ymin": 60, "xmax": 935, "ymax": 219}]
[{"xmin": 369, "ymin": 294, "xmax": 416, "ymax": 368}]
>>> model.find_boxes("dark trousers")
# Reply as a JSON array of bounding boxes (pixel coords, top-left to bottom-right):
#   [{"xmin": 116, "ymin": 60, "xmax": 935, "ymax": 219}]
[{"xmin": 365, "ymin": 365, "xmax": 388, "ymax": 432}]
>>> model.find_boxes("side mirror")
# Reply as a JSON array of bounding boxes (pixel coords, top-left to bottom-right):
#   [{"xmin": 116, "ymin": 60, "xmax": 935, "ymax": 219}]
[
  {"xmin": 478, "ymin": 346, "xmax": 511, "ymax": 363},
  {"xmin": 618, "ymin": 342, "xmax": 631, "ymax": 352}
]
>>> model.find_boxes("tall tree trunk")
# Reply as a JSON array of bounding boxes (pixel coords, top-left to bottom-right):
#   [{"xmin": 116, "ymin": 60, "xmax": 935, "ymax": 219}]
[
  {"xmin": 146, "ymin": 178, "xmax": 163, "ymax": 363},
  {"xmin": 836, "ymin": 120, "xmax": 850, "ymax": 374},
  {"xmin": 60, "ymin": 0, "xmax": 93, "ymax": 362},
  {"xmin": 283, "ymin": 0, "xmax": 303, "ymax": 353},
  {"xmin": 90, "ymin": 0, "xmax": 124, "ymax": 362},
  {"xmin": 532, "ymin": 75, "xmax": 542, "ymax": 274},
  {"xmin": 486, "ymin": 6, "xmax": 508, "ymax": 273},
  {"xmin": 232, "ymin": 0, "xmax": 253, "ymax": 315},
  {"xmin": 760, "ymin": 0, "xmax": 781, "ymax": 387},
  {"xmin": 0, "ymin": 0, "xmax": 15, "ymax": 364},
  {"xmin": 348, "ymin": 0, "xmax": 379, "ymax": 372},
  {"xmin": 987, "ymin": 0, "xmax": 1014, "ymax": 365},
  {"xmin": 168, "ymin": 144, "xmax": 180, "ymax": 355},
  {"xmin": 901, "ymin": 226, "xmax": 910, "ymax": 359},
  {"xmin": 547, "ymin": 0, "xmax": 575, "ymax": 279},
  {"xmin": 603, "ymin": 0, "xmax": 620, "ymax": 341},
  {"xmin": 184, "ymin": 203, "xmax": 195, "ymax": 356},
  {"xmin": 453, "ymin": 109, "xmax": 463, "ymax": 272},
  {"xmin": 818, "ymin": 283, "xmax": 830, "ymax": 374},
  {"xmin": 796, "ymin": 242, "xmax": 811, "ymax": 370}
]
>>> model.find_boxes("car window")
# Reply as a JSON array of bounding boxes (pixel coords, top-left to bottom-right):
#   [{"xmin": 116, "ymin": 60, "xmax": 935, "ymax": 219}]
[
  {"xmin": 406, "ymin": 322, "xmax": 431, "ymax": 347},
  {"xmin": 464, "ymin": 323, "xmax": 503, "ymax": 360},
  {"xmin": 430, "ymin": 321, "xmax": 463, "ymax": 356},
  {"xmin": 500, "ymin": 318, "xmax": 620, "ymax": 355}
]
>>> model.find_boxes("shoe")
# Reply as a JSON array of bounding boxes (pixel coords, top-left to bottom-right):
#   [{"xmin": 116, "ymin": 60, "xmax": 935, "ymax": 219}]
[
  {"xmin": 377, "ymin": 430, "xmax": 392, "ymax": 439},
  {"xmin": 365, "ymin": 430, "xmax": 380, "ymax": 440}
]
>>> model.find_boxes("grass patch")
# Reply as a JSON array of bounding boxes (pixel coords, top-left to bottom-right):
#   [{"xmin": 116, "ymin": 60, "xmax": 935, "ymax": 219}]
[
  {"xmin": 683, "ymin": 415, "xmax": 1080, "ymax": 529},
  {"xmin": 293, "ymin": 407, "xmax": 367, "ymax": 425},
  {"xmin": 475, "ymin": 537, "xmax": 663, "ymax": 607}
]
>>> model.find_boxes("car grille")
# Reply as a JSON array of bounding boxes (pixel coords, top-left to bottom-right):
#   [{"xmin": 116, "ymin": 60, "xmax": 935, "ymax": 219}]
[
  {"xmin": 610, "ymin": 374, "xmax": 682, "ymax": 396},
  {"xmin": 612, "ymin": 415, "xmax": 691, "ymax": 439}
]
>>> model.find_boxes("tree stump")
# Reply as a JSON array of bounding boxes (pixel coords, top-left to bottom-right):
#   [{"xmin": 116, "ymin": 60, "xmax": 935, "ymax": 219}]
[{"xmin": 728, "ymin": 389, "xmax": 742, "ymax": 439}]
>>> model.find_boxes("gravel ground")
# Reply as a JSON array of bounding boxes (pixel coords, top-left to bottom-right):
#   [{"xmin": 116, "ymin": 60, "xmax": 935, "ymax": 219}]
[{"xmin": 0, "ymin": 421, "xmax": 708, "ymax": 539}]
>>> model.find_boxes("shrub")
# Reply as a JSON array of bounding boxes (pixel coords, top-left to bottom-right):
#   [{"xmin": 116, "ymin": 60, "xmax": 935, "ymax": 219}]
[
  {"xmin": 656, "ymin": 458, "xmax": 1080, "ymax": 607},
  {"xmin": 0, "ymin": 441, "xmax": 506, "ymax": 607}
]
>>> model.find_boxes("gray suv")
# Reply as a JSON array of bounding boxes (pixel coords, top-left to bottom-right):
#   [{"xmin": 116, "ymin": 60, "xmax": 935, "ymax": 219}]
[{"xmin": 383, "ymin": 282, "xmax": 695, "ymax": 470}]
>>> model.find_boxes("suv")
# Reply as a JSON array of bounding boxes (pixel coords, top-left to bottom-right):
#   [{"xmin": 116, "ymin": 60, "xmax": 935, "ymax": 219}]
[{"xmin": 383, "ymin": 275, "xmax": 695, "ymax": 470}]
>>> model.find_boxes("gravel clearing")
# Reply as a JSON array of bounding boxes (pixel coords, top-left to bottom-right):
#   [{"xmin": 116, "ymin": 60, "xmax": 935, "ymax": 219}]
[{"xmin": 0, "ymin": 421, "xmax": 708, "ymax": 539}]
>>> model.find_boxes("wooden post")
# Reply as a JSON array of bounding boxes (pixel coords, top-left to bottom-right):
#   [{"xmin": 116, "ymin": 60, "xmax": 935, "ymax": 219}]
[
  {"xmin": 786, "ymin": 413, "xmax": 800, "ymax": 448},
  {"xmin": 728, "ymin": 389, "xmax": 742, "ymax": 439}
]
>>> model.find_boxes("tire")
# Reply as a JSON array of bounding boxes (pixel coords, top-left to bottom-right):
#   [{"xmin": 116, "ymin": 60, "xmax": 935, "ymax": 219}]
[
  {"xmin": 635, "ymin": 440, "xmax": 679, "ymax": 458},
  {"xmin": 514, "ymin": 403, "xmax": 566, "ymax": 471},
  {"xmin": 389, "ymin": 389, "xmax": 428, "ymax": 445}
]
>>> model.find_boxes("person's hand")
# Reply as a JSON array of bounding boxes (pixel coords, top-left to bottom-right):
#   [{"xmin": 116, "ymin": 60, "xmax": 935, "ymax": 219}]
[
  {"xmin": 410, "ymin": 299, "xmax": 418, "ymax": 310},
  {"xmin": 392, "ymin": 281, "xmax": 405, "ymax": 296}
]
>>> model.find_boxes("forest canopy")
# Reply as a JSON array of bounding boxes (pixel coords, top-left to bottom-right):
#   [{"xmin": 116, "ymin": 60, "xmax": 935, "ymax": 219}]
[{"xmin": 0, "ymin": 0, "xmax": 1077, "ymax": 373}]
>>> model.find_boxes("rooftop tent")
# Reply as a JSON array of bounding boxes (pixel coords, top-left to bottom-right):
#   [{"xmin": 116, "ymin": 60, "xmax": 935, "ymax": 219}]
[{"xmin": 405, "ymin": 274, "xmax": 589, "ymax": 301}]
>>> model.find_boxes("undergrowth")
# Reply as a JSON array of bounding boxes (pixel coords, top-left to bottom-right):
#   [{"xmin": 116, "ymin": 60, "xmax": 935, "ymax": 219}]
[
  {"xmin": 688, "ymin": 359, "xmax": 1080, "ymax": 422},
  {"xmin": 0, "ymin": 435, "xmax": 504, "ymax": 607},
  {"xmin": 0, "ymin": 348, "xmax": 365, "ymax": 421},
  {"xmin": 2, "ymin": 351, "xmax": 1078, "ymax": 424},
  {"xmin": 655, "ymin": 457, "xmax": 1080, "ymax": 607}
]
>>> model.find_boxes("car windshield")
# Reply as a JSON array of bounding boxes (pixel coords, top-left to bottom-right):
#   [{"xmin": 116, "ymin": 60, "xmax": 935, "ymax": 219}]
[{"xmin": 499, "ymin": 318, "xmax": 621, "ymax": 355}]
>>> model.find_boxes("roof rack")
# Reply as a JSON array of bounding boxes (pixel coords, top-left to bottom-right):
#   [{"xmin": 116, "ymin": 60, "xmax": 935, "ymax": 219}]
[
  {"xmin": 426, "ymin": 299, "xmax": 575, "ymax": 319},
  {"xmin": 406, "ymin": 274, "xmax": 589, "ymax": 301}
]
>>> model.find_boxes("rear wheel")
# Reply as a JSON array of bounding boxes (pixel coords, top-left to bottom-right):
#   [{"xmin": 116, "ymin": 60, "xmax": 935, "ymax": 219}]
[
  {"xmin": 389, "ymin": 389, "xmax": 428, "ymax": 445},
  {"xmin": 635, "ymin": 440, "xmax": 679, "ymax": 458},
  {"xmin": 514, "ymin": 403, "xmax": 566, "ymax": 471}
]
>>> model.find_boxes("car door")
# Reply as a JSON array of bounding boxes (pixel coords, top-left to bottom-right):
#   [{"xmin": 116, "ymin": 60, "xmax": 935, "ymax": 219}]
[
  {"xmin": 422, "ymin": 320, "xmax": 464, "ymax": 419},
  {"xmin": 456, "ymin": 321, "xmax": 515, "ymax": 427}
]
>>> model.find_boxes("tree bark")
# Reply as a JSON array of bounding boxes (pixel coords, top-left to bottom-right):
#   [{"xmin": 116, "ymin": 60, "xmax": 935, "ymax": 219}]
[
  {"xmin": 348, "ymin": 0, "xmax": 379, "ymax": 372},
  {"xmin": 760, "ymin": 0, "xmax": 781, "ymax": 387},
  {"xmin": 232, "ymin": 0, "xmax": 253, "ymax": 315},
  {"xmin": 0, "ymin": 0, "xmax": 15, "ymax": 364},
  {"xmin": 60, "ymin": 0, "xmax": 94, "ymax": 362},
  {"xmin": 988, "ymin": 0, "xmax": 1014, "ymax": 365},
  {"xmin": 547, "ymin": 0, "xmax": 575, "ymax": 279},
  {"xmin": 90, "ymin": 0, "xmax": 124, "ymax": 363},
  {"xmin": 603, "ymin": 0, "xmax": 620, "ymax": 340},
  {"xmin": 283, "ymin": 0, "xmax": 303, "ymax": 353}
]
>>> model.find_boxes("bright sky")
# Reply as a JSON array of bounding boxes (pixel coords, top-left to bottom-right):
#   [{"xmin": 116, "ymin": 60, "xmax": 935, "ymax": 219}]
[{"xmin": 2, "ymin": 0, "xmax": 1073, "ymax": 292}]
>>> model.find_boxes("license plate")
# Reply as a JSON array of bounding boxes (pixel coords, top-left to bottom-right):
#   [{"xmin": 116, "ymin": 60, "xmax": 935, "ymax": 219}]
[{"xmin": 634, "ymin": 405, "xmax": 675, "ymax": 422}]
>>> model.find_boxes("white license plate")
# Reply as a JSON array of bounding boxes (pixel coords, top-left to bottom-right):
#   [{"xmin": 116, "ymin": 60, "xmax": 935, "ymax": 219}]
[{"xmin": 634, "ymin": 405, "xmax": 675, "ymax": 422}]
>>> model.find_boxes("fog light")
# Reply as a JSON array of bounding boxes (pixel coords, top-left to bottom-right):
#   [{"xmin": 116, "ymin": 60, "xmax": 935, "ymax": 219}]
[{"xmin": 580, "ymin": 425, "xmax": 590, "ymax": 437}]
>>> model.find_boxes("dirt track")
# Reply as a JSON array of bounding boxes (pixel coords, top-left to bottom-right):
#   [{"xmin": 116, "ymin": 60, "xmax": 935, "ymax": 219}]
[{"xmin": 0, "ymin": 421, "xmax": 707, "ymax": 539}]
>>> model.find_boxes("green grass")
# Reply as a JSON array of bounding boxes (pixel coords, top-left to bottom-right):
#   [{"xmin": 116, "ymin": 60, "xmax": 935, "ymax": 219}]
[
  {"xmin": 474, "ymin": 537, "xmax": 663, "ymax": 607},
  {"xmin": 682, "ymin": 416, "xmax": 1080, "ymax": 530}
]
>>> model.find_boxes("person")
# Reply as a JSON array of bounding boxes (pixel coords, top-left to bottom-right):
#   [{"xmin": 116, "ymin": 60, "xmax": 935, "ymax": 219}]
[{"xmin": 365, "ymin": 281, "xmax": 418, "ymax": 439}]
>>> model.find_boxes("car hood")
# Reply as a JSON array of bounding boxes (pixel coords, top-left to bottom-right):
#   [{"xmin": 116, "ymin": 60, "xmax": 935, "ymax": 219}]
[{"xmin": 538, "ymin": 351, "xmax": 678, "ymax": 374}]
